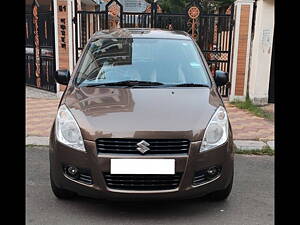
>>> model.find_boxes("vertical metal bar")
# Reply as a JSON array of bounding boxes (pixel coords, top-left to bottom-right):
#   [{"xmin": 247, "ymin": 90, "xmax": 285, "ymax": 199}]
[
  {"xmin": 151, "ymin": 3, "xmax": 154, "ymax": 27},
  {"xmin": 216, "ymin": 16, "xmax": 220, "ymax": 52},
  {"xmin": 105, "ymin": 4, "xmax": 109, "ymax": 29},
  {"xmin": 32, "ymin": 0, "xmax": 41, "ymax": 88},
  {"xmin": 227, "ymin": 4, "xmax": 234, "ymax": 74},
  {"xmin": 87, "ymin": 12, "xmax": 90, "ymax": 40},
  {"xmin": 121, "ymin": 13, "xmax": 123, "ymax": 28},
  {"xmin": 32, "ymin": 3, "xmax": 36, "ymax": 86},
  {"xmin": 221, "ymin": 17, "xmax": 226, "ymax": 53},
  {"xmin": 226, "ymin": 4, "xmax": 235, "ymax": 97},
  {"xmin": 97, "ymin": 13, "xmax": 99, "ymax": 31},
  {"xmin": 147, "ymin": 14, "xmax": 149, "ymax": 28},
  {"xmin": 153, "ymin": 2, "xmax": 157, "ymax": 28},
  {"xmin": 74, "ymin": 0, "xmax": 79, "ymax": 61},
  {"xmin": 93, "ymin": 13, "xmax": 96, "ymax": 35},
  {"xmin": 51, "ymin": 0, "xmax": 57, "ymax": 92},
  {"xmin": 119, "ymin": 3, "xmax": 123, "ymax": 28},
  {"xmin": 100, "ymin": 13, "xmax": 102, "ymax": 30},
  {"xmin": 82, "ymin": 12, "xmax": 86, "ymax": 47},
  {"xmin": 79, "ymin": 13, "xmax": 82, "ymax": 50}
]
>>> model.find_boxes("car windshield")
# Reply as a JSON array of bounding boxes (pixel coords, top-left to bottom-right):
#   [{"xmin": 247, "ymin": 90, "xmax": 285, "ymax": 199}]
[{"xmin": 75, "ymin": 38, "xmax": 211, "ymax": 87}]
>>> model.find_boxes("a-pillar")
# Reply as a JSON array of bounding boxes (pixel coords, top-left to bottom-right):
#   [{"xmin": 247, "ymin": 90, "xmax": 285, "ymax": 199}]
[{"xmin": 229, "ymin": 0, "xmax": 254, "ymax": 102}]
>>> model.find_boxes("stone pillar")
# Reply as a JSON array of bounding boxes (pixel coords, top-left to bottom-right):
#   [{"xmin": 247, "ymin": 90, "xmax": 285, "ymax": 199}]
[
  {"xmin": 53, "ymin": 0, "xmax": 72, "ymax": 98},
  {"xmin": 229, "ymin": 0, "xmax": 254, "ymax": 102},
  {"xmin": 248, "ymin": 0, "xmax": 274, "ymax": 105}
]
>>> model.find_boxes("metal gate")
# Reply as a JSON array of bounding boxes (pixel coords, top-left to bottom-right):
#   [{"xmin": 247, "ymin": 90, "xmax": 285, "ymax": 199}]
[
  {"xmin": 25, "ymin": 0, "xmax": 56, "ymax": 92},
  {"xmin": 73, "ymin": 0, "xmax": 234, "ymax": 96}
]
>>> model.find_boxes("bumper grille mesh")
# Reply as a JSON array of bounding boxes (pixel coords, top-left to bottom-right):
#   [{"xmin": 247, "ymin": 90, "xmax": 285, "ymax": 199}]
[{"xmin": 103, "ymin": 173, "xmax": 182, "ymax": 190}]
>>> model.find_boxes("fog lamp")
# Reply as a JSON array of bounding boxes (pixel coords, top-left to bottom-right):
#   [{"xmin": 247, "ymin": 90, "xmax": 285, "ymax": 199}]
[
  {"xmin": 207, "ymin": 167, "xmax": 218, "ymax": 177},
  {"xmin": 67, "ymin": 166, "xmax": 78, "ymax": 177}
]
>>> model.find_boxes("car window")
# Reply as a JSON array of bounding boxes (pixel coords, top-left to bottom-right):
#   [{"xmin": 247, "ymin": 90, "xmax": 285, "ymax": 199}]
[{"xmin": 75, "ymin": 38, "xmax": 211, "ymax": 87}]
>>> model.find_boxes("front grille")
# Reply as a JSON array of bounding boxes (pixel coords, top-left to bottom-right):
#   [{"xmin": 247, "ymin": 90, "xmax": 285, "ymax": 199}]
[
  {"xmin": 96, "ymin": 138, "xmax": 190, "ymax": 154},
  {"xmin": 103, "ymin": 173, "xmax": 182, "ymax": 190}
]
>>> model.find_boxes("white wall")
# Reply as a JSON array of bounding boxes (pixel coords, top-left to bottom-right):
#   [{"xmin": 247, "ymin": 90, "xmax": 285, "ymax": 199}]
[
  {"xmin": 229, "ymin": 0, "xmax": 254, "ymax": 102},
  {"xmin": 248, "ymin": 0, "xmax": 274, "ymax": 105}
]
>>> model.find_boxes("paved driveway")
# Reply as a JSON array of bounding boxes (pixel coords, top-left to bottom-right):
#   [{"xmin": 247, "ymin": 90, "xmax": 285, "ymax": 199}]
[{"xmin": 26, "ymin": 147, "xmax": 274, "ymax": 225}]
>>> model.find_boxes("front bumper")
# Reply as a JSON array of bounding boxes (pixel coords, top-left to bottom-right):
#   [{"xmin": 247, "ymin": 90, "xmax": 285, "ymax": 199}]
[{"xmin": 49, "ymin": 129, "xmax": 234, "ymax": 200}]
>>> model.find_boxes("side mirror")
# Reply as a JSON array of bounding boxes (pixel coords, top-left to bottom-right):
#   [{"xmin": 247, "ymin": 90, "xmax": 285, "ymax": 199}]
[
  {"xmin": 55, "ymin": 70, "xmax": 70, "ymax": 85},
  {"xmin": 214, "ymin": 70, "xmax": 228, "ymax": 87}
]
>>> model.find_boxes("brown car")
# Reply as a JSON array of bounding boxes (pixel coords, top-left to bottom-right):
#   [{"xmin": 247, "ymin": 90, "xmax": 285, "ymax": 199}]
[{"xmin": 49, "ymin": 28, "xmax": 234, "ymax": 201}]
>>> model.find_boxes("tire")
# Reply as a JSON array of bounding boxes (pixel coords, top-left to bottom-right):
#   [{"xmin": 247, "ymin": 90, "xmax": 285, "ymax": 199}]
[
  {"xmin": 208, "ymin": 174, "xmax": 233, "ymax": 201},
  {"xmin": 50, "ymin": 174, "xmax": 76, "ymax": 199}
]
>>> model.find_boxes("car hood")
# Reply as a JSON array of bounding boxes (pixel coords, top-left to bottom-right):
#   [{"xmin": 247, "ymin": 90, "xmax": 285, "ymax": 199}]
[{"xmin": 63, "ymin": 86, "xmax": 223, "ymax": 142}]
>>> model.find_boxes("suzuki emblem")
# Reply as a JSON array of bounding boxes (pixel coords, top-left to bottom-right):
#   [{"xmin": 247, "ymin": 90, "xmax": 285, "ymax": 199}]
[{"xmin": 136, "ymin": 140, "xmax": 150, "ymax": 154}]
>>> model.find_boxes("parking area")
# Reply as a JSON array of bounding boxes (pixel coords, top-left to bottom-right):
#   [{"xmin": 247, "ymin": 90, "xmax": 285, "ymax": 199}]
[{"xmin": 26, "ymin": 146, "xmax": 274, "ymax": 225}]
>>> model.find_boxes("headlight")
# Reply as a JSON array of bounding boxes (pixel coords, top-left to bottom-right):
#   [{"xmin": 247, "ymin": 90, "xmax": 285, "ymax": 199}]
[
  {"xmin": 200, "ymin": 106, "xmax": 229, "ymax": 152},
  {"xmin": 55, "ymin": 104, "xmax": 85, "ymax": 151}
]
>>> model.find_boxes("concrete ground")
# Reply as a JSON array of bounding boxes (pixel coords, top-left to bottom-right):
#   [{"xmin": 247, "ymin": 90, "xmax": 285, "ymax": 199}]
[
  {"xmin": 26, "ymin": 146, "xmax": 274, "ymax": 225},
  {"xmin": 26, "ymin": 86, "xmax": 57, "ymax": 99}
]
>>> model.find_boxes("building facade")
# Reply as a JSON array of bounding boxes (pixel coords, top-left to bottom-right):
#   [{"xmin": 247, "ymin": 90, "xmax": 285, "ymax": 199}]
[{"xmin": 229, "ymin": 0, "xmax": 274, "ymax": 104}]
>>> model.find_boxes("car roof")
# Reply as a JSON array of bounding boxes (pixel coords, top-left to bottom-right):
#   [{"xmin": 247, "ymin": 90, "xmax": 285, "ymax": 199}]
[{"xmin": 91, "ymin": 28, "xmax": 192, "ymax": 40}]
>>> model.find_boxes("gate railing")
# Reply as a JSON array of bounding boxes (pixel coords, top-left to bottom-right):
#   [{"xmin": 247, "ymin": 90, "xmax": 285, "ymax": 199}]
[
  {"xmin": 122, "ymin": 12, "xmax": 152, "ymax": 28},
  {"xmin": 198, "ymin": 12, "xmax": 234, "ymax": 97},
  {"xmin": 73, "ymin": 0, "xmax": 234, "ymax": 97},
  {"xmin": 25, "ymin": 0, "xmax": 56, "ymax": 93}
]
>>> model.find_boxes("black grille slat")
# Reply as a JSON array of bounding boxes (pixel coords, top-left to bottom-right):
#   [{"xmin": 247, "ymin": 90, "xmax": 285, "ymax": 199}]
[
  {"xmin": 105, "ymin": 179, "xmax": 180, "ymax": 184},
  {"xmin": 96, "ymin": 139, "xmax": 190, "ymax": 154},
  {"xmin": 97, "ymin": 144, "xmax": 188, "ymax": 148},
  {"xmin": 107, "ymin": 183, "xmax": 179, "ymax": 187},
  {"xmin": 104, "ymin": 173, "xmax": 182, "ymax": 190},
  {"xmin": 79, "ymin": 175, "xmax": 92, "ymax": 184},
  {"xmin": 97, "ymin": 149, "xmax": 188, "ymax": 153},
  {"xmin": 97, "ymin": 140, "xmax": 189, "ymax": 144},
  {"xmin": 105, "ymin": 174, "xmax": 181, "ymax": 179}
]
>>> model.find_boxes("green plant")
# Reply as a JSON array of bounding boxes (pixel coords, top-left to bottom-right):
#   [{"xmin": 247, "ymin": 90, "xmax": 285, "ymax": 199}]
[
  {"xmin": 233, "ymin": 143, "xmax": 274, "ymax": 155},
  {"xmin": 230, "ymin": 97, "xmax": 274, "ymax": 121},
  {"xmin": 234, "ymin": 146, "xmax": 274, "ymax": 156}
]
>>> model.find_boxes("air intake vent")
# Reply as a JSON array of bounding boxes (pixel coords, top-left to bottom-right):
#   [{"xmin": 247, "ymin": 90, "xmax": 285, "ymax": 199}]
[{"xmin": 103, "ymin": 173, "xmax": 182, "ymax": 190}]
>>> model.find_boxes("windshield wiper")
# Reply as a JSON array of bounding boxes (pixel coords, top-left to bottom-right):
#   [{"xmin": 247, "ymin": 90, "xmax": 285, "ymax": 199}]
[
  {"xmin": 173, "ymin": 83, "xmax": 210, "ymax": 87},
  {"xmin": 80, "ymin": 80, "xmax": 164, "ymax": 87}
]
